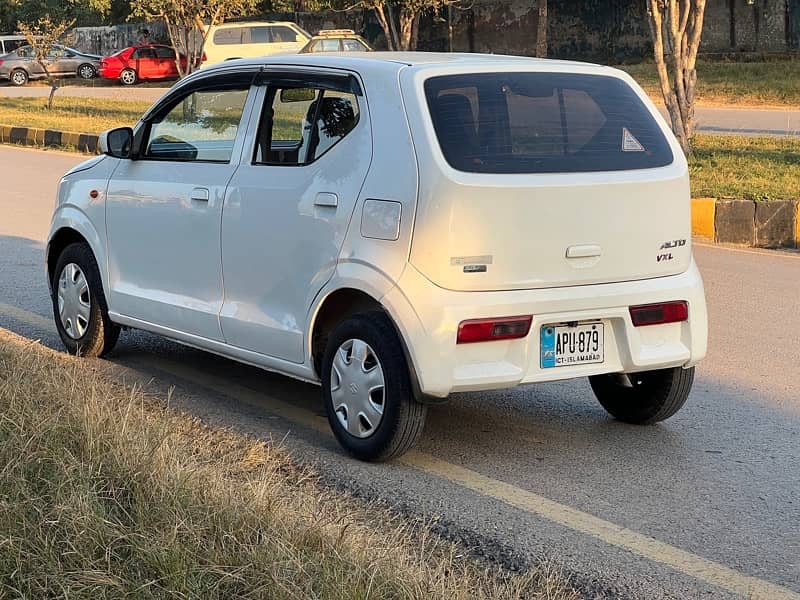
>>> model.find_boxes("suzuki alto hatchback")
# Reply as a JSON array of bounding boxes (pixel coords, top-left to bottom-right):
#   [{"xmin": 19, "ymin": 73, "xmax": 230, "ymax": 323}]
[{"xmin": 47, "ymin": 53, "xmax": 708, "ymax": 461}]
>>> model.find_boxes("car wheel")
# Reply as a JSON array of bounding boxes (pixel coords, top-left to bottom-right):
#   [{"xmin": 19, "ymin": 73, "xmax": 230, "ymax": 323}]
[
  {"xmin": 52, "ymin": 242, "xmax": 120, "ymax": 357},
  {"xmin": 322, "ymin": 311, "xmax": 427, "ymax": 462},
  {"xmin": 77, "ymin": 63, "xmax": 96, "ymax": 79},
  {"xmin": 10, "ymin": 69, "xmax": 28, "ymax": 86},
  {"xmin": 119, "ymin": 68, "xmax": 137, "ymax": 85},
  {"xmin": 589, "ymin": 366, "xmax": 694, "ymax": 425}
]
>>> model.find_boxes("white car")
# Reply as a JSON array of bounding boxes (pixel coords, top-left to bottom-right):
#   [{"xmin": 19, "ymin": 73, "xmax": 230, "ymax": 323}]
[
  {"xmin": 47, "ymin": 53, "xmax": 708, "ymax": 461},
  {"xmin": 200, "ymin": 21, "xmax": 310, "ymax": 67}
]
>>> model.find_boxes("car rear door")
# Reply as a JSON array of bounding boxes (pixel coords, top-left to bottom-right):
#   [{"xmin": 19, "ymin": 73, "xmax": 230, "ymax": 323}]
[
  {"xmin": 219, "ymin": 69, "xmax": 372, "ymax": 362},
  {"xmin": 105, "ymin": 73, "xmax": 257, "ymax": 340},
  {"xmin": 134, "ymin": 47, "xmax": 158, "ymax": 79}
]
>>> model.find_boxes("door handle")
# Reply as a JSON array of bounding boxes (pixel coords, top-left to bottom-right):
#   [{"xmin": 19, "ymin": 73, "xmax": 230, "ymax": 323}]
[
  {"xmin": 566, "ymin": 244, "xmax": 602, "ymax": 259},
  {"xmin": 190, "ymin": 187, "xmax": 209, "ymax": 202},
  {"xmin": 314, "ymin": 192, "xmax": 338, "ymax": 207}
]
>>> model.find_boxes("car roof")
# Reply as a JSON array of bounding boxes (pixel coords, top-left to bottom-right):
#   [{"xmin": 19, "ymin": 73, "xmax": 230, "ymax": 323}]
[{"xmin": 210, "ymin": 21, "xmax": 301, "ymax": 28}]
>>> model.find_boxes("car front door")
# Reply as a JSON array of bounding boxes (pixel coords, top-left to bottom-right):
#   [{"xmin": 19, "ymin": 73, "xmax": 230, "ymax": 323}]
[
  {"xmin": 220, "ymin": 71, "xmax": 372, "ymax": 363},
  {"xmin": 105, "ymin": 74, "xmax": 256, "ymax": 340}
]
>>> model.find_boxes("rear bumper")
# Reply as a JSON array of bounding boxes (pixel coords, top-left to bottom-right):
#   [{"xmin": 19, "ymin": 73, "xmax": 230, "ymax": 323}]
[{"xmin": 382, "ymin": 258, "xmax": 708, "ymax": 398}]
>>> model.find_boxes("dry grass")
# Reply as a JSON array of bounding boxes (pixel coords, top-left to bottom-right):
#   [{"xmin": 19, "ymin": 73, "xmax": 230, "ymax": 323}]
[
  {"xmin": 0, "ymin": 96, "xmax": 150, "ymax": 132},
  {"xmin": 0, "ymin": 329, "xmax": 578, "ymax": 600},
  {"xmin": 621, "ymin": 59, "xmax": 800, "ymax": 107},
  {"xmin": 690, "ymin": 134, "xmax": 800, "ymax": 201}
]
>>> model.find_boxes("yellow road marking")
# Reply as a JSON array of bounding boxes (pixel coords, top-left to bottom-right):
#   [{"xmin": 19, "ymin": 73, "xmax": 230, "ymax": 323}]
[
  {"xmin": 0, "ymin": 303, "xmax": 53, "ymax": 331},
  {"xmin": 132, "ymin": 352, "xmax": 799, "ymax": 600}
]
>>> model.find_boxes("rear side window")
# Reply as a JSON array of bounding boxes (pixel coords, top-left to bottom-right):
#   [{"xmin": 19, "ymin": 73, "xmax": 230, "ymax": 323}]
[{"xmin": 424, "ymin": 73, "xmax": 673, "ymax": 174}]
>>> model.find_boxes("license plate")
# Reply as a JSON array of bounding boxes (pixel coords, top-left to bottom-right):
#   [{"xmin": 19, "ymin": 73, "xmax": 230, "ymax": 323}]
[{"xmin": 540, "ymin": 322, "xmax": 604, "ymax": 368}]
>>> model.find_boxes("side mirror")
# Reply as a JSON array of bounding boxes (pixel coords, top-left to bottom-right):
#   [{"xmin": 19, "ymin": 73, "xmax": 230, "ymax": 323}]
[{"xmin": 99, "ymin": 127, "xmax": 133, "ymax": 158}]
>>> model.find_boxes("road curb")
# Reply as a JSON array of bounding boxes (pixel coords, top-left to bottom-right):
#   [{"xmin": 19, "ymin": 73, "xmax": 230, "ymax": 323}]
[
  {"xmin": 691, "ymin": 198, "xmax": 799, "ymax": 248},
  {"xmin": 0, "ymin": 124, "xmax": 98, "ymax": 153}
]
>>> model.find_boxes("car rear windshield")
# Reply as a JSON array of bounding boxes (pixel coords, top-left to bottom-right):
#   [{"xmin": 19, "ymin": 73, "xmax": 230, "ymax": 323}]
[{"xmin": 424, "ymin": 72, "xmax": 673, "ymax": 174}]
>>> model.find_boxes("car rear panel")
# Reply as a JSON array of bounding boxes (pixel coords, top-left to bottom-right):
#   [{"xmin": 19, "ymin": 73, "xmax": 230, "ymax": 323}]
[{"xmin": 400, "ymin": 64, "xmax": 692, "ymax": 292}]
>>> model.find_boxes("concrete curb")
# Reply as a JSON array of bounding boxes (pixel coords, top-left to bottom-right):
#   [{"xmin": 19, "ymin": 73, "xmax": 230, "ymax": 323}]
[
  {"xmin": 691, "ymin": 198, "xmax": 799, "ymax": 248},
  {"xmin": 0, "ymin": 124, "xmax": 98, "ymax": 153}
]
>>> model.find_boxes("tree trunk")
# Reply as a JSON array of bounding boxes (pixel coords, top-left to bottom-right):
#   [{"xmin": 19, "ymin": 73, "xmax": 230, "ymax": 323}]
[
  {"xmin": 398, "ymin": 9, "xmax": 414, "ymax": 51},
  {"xmin": 646, "ymin": 0, "xmax": 707, "ymax": 156},
  {"xmin": 536, "ymin": 0, "xmax": 548, "ymax": 58},
  {"xmin": 373, "ymin": 3, "xmax": 395, "ymax": 50}
]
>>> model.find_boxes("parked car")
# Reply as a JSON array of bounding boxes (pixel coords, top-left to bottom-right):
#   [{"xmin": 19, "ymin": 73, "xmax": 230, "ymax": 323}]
[
  {"xmin": 0, "ymin": 34, "xmax": 27, "ymax": 55},
  {"xmin": 0, "ymin": 44, "xmax": 101, "ymax": 86},
  {"xmin": 299, "ymin": 29, "xmax": 372, "ymax": 53},
  {"xmin": 99, "ymin": 45, "xmax": 187, "ymax": 85},
  {"xmin": 47, "ymin": 53, "xmax": 708, "ymax": 462},
  {"xmin": 201, "ymin": 21, "xmax": 310, "ymax": 66}
]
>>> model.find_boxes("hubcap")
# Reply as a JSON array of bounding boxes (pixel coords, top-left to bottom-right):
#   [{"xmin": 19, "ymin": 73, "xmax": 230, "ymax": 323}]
[
  {"xmin": 12, "ymin": 71, "xmax": 25, "ymax": 85},
  {"xmin": 57, "ymin": 263, "xmax": 91, "ymax": 340},
  {"xmin": 330, "ymin": 339, "xmax": 385, "ymax": 438},
  {"xmin": 79, "ymin": 65, "xmax": 93, "ymax": 78},
  {"xmin": 121, "ymin": 70, "xmax": 134, "ymax": 84}
]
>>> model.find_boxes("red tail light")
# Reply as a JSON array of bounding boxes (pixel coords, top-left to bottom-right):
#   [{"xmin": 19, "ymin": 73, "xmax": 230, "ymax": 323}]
[
  {"xmin": 0, "ymin": 59, "xmax": 4, "ymax": 66},
  {"xmin": 457, "ymin": 315, "xmax": 532, "ymax": 344},
  {"xmin": 629, "ymin": 301, "xmax": 688, "ymax": 327},
  {"xmin": 201, "ymin": 51, "xmax": 207, "ymax": 62}
]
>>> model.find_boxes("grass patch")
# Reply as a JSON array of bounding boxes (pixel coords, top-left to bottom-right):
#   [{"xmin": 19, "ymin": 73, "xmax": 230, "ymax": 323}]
[
  {"xmin": 0, "ymin": 330, "xmax": 578, "ymax": 599},
  {"xmin": 621, "ymin": 60, "xmax": 800, "ymax": 106},
  {"xmin": 0, "ymin": 96, "xmax": 150, "ymax": 132},
  {"xmin": 690, "ymin": 134, "xmax": 800, "ymax": 201}
]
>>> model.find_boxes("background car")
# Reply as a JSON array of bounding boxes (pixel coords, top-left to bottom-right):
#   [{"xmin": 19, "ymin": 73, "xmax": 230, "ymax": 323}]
[
  {"xmin": 201, "ymin": 21, "xmax": 310, "ymax": 66},
  {"xmin": 99, "ymin": 45, "xmax": 187, "ymax": 85},
  {"xmin": 0, "ymin": 34, "xmax": 27, "ymax": 55},
  {"xmin": 299, "ymin": 29, "xmax": 372, "ymax": 53},
  {"xmin": 0, "ymin": 44, "xmax": 101, "ymax": 86}
]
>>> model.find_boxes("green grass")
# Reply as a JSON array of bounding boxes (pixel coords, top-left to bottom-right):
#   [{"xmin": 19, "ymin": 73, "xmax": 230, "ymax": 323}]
[
  {"xmin": 0, "ymin": 331, "xmax": 578, "ymax": 599},
  {"xmin": 621, "ymin": 60, "xmax": 800, "ymax": 107},
  {"xmin": 690, "ymin": 134, "xmax": 800, "ymax": 201},
  {"xmin": 0, "ymin": 96, "xmax": 150, "ymax": 132}
]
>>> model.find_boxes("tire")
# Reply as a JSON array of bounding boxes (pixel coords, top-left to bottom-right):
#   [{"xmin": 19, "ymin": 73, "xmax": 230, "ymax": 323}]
[
  {"xmin": 589, "ymin": 366, "xmax": 695, "ymax": 425},
  {"xmin": 322, "ymin": 311, "xmax": 427, "ymax": 462},
  {"xmin": 77, "ymin": 63, "xmax": 96, "ymax": 79},
  {"xmin": 51, "ymin": 242, "xmax": 120, "ymax": 357},
  {"xmin": 10, "ymin": 69, "xmax": 28, "ymax": 86},
  {"xmin": 119, "ymin": 68, "xmax": 137, "ymax": 86}
]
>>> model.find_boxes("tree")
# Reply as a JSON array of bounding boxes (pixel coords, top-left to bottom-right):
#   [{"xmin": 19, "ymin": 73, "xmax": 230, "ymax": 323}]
[
  {"xmin": 130, "ymin": 0, "xmax": 258, "ymax": 78},
  {"xmin": 2, "ymin": 0, "xmax": 110, "ymax": 30},
  {"xmin": 535, "ymin": 0, "xmax": 547, "ymax": 58},
  {"xmin": 17, "ymin": 16, "xmax": 76, "ymax": 110},
  {"xmin": 645, "ymin": 0, "xmax": 708, "ymax": 156}
]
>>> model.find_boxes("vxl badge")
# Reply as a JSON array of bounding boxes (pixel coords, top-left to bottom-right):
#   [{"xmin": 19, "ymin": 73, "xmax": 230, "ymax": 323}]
[{"xmin": 657, "ymin": 238, "xmax": 687, "ymax": 262}]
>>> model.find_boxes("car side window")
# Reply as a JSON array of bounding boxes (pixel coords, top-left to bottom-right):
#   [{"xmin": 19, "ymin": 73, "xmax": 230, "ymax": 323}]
[
  {"xmin": 154, "ymin": 46, "xmax": 176, "ymax": 59},
  {"xmin": 144, "ymin": 87, "xmax": 249, "ymax": 162},
  {"xmin": 342, "ymin": 39, "xmax": 366, "ymax": 51},
  {"xmin": 315, "ymin": 39, "xmax": 340, "ymax": 52},
  {"xmin": 253, "ymin": 84, "xmax": 359, "ymax": 166},
  {"xmin": 269, "ymin": 26, "xmax": 297, "ymax": 43},
  {"xmin": 133, "ymin": 48, "xmax": 157, "ymax": 60}
]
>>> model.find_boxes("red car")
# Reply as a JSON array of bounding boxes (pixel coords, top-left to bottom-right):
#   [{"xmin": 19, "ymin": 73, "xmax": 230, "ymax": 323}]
[{"xmin": 99, "ymin": 45, "xmax": 189, "ymax": 85}]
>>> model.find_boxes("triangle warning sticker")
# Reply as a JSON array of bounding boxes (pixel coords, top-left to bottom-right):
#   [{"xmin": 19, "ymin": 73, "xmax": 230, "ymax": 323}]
[{"xmin": 622, "ymin": 127, "xmax": 645, "ymax": 152}]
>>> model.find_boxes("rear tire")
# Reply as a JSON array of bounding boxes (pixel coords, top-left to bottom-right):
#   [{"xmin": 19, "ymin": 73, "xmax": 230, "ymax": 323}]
[
  {"xmin": 51, "ymin": 242, "xmax": 120, "ymax": 357},
  {"xmin": 589, "ymin": 366, "xmax": 694, "ymax": 424},
  {"xmin": 322, "ymin": 311, "xmax": 427, "ymax": 462},
  {"xmin": 10, "ymin": 69, "xmax": 28, "ymax": 86},
  {"xmin": 119, "ymin": 68, "xmax": 137, "ymax": 85}
]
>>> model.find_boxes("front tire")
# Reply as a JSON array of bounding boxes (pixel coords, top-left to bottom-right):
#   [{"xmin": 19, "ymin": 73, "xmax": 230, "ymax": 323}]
[
  {"xmin": 322, "ymin": 312, "xmax": 427, "ymax": 462},
  {"xmin": 589, "ymin": 366, "xmax": 695, "ymax": 424},
  {"xmin": 52, "ymin": 242, "xmax": 120, "ymax": 357},
  {"xmin": 78, "ymin": 63, "xmax": 96, "ymax": 79},
  {"xmin": 119, "ymin": 68, "xmax": 137, "ymax": 85},
  {"xmin": 10, "ymin": 69, "xmax": 28, "ymax": 86}
]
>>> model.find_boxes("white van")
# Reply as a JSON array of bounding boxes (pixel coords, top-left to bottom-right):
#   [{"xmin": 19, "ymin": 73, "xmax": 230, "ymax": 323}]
[
  {"xmin": 47, "ymin": 53, "xmax": 708, "ymax": 462},
  {"xmin": 201, "ymin": 21, "xmax": 310, "ymax": 66}
]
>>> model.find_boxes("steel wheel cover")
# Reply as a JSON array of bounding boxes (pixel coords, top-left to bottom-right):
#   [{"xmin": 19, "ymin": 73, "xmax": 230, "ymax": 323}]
[
  {"xmin": 330, "ymin": 338, "xmax": 386, "ymax": 438},
  {"xmin": 57, "ymin": 263, "xmax": 91, "ymax": 340}
]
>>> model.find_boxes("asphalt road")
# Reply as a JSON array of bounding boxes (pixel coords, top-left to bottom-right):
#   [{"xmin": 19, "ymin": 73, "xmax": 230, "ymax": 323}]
[
  {"xmin": 1, "ymin": 82, "xmax": 799, "ymax": 137},
  {"xmin": 0, "ymin": 146, "xmax": 798, "ymax": 599}
]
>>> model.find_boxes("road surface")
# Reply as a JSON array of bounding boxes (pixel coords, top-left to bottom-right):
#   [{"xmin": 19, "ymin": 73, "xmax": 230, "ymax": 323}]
[
  {"xmin": 0, "ymin": 145, "xmax": 798, "ymax": 599},
  {"xmin": 1, "ymin": 82, "xmax": 799, "ymax": 137}
]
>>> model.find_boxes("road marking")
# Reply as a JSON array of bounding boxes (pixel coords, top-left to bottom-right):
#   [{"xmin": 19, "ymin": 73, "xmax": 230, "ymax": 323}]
[
  {"xmin": 0, "ymin": 303, "xmax": 53, "ymax": 331},
  {"xmin": 695, "ymin": 241, "xmax": 800, "ymax": 260},
  {"xmin": 130, "ymin": 352, "xmax": 799, "ymax": 600}
]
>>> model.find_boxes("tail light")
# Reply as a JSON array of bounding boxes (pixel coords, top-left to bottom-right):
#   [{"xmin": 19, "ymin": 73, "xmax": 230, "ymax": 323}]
[
  {"xmin": 0, "ymin": 59, "xmax": 4, "ymax": 66},
  {"xmin": 457, "ymin": 315, "xmax": 532, "ymax": 344},
  {"xmin": 201, "ymin": 51, "xmax": 207, "ymax": 62},
  {"xmin": 629, "ymin": 301, "xmax": 688, "ymax": 327}
]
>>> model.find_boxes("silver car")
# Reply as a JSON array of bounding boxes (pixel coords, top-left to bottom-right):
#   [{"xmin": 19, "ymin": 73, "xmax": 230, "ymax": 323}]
[{"xmin": 0, "ymin": 44, "xmax": 101, "ymax": 86}]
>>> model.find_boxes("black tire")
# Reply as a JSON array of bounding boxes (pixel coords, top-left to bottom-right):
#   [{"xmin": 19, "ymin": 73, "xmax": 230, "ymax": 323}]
[
  {"xmin": 322, "ymin": 311, "xmax": 427, "ymax": 462},
  {"xmin": 77, "ymin": 63, "xmax": 96, "ymax": 79},
  {"xmin": 51, "ymin": 242, "xmax": 120, "ymax": 357},
  {"xmin": 589, "ymin": 366, "xmax": 694, "ymax": 425},
  {"xmin": 119, "ymin": 68, "xmax": 137, "ymax": 85},
  {"xmin": 10, "ymin": 68, "xmax": 28, "ymax": 86}
]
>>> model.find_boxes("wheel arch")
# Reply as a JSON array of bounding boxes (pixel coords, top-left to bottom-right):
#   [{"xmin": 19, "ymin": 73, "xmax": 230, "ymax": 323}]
[{"xmin": 46, "ymin": 220, "xmax": 108, "ymax": 299}]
